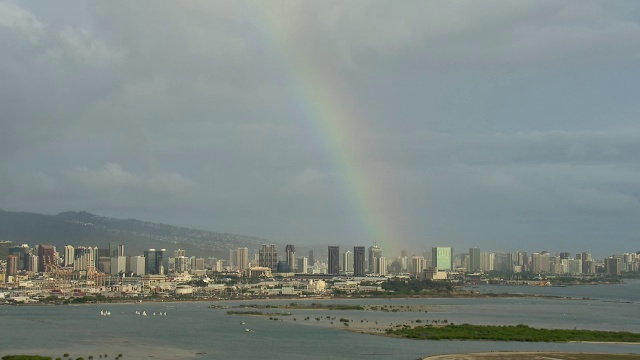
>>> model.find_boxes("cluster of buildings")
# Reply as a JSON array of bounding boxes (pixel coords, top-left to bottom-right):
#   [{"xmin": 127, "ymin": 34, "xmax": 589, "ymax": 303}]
[{"xmin": 1, "ymin": 241, "xmax": 639, "ymax": 292}]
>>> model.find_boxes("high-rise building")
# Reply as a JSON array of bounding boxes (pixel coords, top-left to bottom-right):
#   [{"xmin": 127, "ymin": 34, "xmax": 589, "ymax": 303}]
[
  {"xmin": 229, "ymin": 249, "xmax": 236, "ymax": 269},
  {"xmin": 37, "ymin": 244, "xmax": 56, "ymax": 272},
  {"xmin": 237, "ymin": 247, "xmax": 249, "ymax": 273},
  {"xmin": 328, "ymin": 246, "xmax": 340, "ymax": 275},
  {"xmin": 127, "ymin": 256, "xmax": 146, "ymax": 276},
  {"xmin": 7, "ymin": 255, "xmax": 18, "ymax": 276},
  {"xmin": 285, "ymin": 245, "xmax": 296, "ymax": 272},
  {"xmin": 368, "ymin": 246, "xmax": 382, "ymax": 274},
  {"xmin": 493, "ymin": 252, "xmax": 512, "ymax": 272},
  {"xmin": 63, "ymin": 245, "xmax": 75, "ymax": 267},
  {"xmin": 432, "ymin": 247, "xmax": 453, "ymax": 271},
  {"xmin": 117, "ymin": 243, "xmax": 125, "ymax": 257},
  {"xmin": 110, "ymin": 256, "xmax": 127, "ymax": 275},
  {"xmin": 27, "ymin": 254, "xmax": 38, "ymax": 272},
  {"xmin": 342, "ymin": 250, "xmax": 353, "ymax": 273},
  {"xmin": 411, "ymin": 256, "xmax": 425, "ymax": 275},
  {"xmin": 480, "ymin": 252, "xmax": 494, "ymax": 272},
  {"xmin": 259, "ymin": 244, "xmax": 278, "ymax": 271},
  {"xmin": 469, "ymin": 247, "xmax": 481, "ymax": 272},
  {"xmin": 377, "ymin": 257, "xmax": 387, "ymax": 276},
  {"xmin": 297, "ymin": 257, "xmax": 308, "ymax": 274},
  {"xmin": 308, "ymin": 250, "xmax": 314, "ymax": 266},
  {"xmin": 175, "ymin": 249, "xmax": 186, "ymax": 258},
  {"xmin": 143, "ymin": 249, "xmax": 165, "ymax": 275},
  {"xmin": 9, "ymin": 244, "xmax": 31, "ymax": 270},
  {"xmin": 353, "ymin": 246, "xmax": 365, "ymax": 276},
  {"xmin": 175, "ymin": 256, "xmax": 190, "ymax": 273},
  {"xmin": 605, "ymin": 257, "xmax": 621, "ymax": 275}
]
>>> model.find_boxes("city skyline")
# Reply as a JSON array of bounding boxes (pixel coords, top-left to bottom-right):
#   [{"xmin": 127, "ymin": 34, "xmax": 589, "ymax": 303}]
[{"xmin": 2, "ymin": 2, "xmax": 640, "ymax": 257}]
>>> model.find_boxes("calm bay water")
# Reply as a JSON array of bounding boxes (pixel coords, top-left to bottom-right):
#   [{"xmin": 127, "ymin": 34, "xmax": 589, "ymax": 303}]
[{"xmin": 3, "ymin": 281, "xmax": 640, "ymax": 359}]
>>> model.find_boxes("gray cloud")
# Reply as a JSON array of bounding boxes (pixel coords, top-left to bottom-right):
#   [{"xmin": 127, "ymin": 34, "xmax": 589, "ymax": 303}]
[{"xmin": 1, "ymin": 1, "xmax": 640, "ymax": 257}]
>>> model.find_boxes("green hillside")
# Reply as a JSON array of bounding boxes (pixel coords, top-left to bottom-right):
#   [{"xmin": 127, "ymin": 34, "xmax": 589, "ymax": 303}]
[{"xmin": 0, "ymin": 210, "xmax": 268, "ymax": 258}]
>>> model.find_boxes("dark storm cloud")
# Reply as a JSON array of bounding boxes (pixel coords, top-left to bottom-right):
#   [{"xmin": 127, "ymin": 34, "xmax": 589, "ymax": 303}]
[{"xmin": 1, "ymin": 1, "xmax": 640, "ymax": 257}]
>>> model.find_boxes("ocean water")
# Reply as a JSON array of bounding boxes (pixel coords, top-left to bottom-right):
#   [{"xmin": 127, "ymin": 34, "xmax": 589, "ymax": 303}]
[{"xmin": 3, "ymin": 282, "xmax": 640, "ymax": 359}]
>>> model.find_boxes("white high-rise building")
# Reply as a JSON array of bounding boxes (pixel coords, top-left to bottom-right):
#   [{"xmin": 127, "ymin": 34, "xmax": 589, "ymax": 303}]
[
  {"xmin": 377, "ymin": 257, "xmax": 387, "ymax": 276},
  {"xmin": 480, "ymin": 252, "xmax": 494, "ymax": 272},
  {"xmin": 342, "ymin": 250, "xmax": 353, "ymax": 273},
  {"xmin": 63, "ymin": 245, "xmax": 75, "ymax": 267},
  {"xmin": 110, "ymin": 256, "xmax": 127, "ymax": 275},
  {"xmin": 127, "ymin": 256, "xmax": 146, "ymax": 276},
  {"xmin": 411, "ymin": 256, "xmax": 425, "ymax": 275},
  {"xmin": 297, "ymin": 257, "xmax": 308, "ymax": 274}
]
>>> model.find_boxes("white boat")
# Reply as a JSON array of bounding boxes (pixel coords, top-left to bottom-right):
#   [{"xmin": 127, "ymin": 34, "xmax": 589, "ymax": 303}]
[
  {"xmin": 100, "ymin": 310, "xmax": 104, "ymax": 316},
  {"xmin": 153, "ymin": 312, "xmax": 156, "ymax": 316},
  {"xmin": 164, "ymin": 312, "xmax": 167, "ymax": 315},
  {"xmin": 142, "ymin": 311, "xmax": 147, "ymax": 316},
  {"xmin": 158, "ymin": 312, "xmax": 162, "ymax": 316}
]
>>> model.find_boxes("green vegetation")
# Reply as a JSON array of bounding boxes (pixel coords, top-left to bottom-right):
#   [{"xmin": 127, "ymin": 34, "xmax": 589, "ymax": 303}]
[
  {"xmin": 2, "ymin": 357, "xmax": 53, "ymax": 360},
  {"xmin": 387, "ymin": 323, "xmax": 640, "ymax": 343},
  {"xmin": 382, "ymin": 279, "xmax": 454, "ymax": 294}
]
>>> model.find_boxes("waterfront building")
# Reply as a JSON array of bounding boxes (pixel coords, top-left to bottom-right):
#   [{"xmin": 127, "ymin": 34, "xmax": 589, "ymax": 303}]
[
  {"xmin": 432, "ymin": 247, "xmax": 453, "ymax": 271},
  {"xmin": 605, "ymin": 257, "xmax": 621, "ymax": 275},
  {"xmin": 377, "ymin": 257, "xmax": 387, "ymax": 276},
  {"xmin": 353, "ymin": 246, "xmax": 365, "ymax": 276},
  {"xmin": 328, "ymin": 246, "xmax": 340, "ymax": 275},
  {"xmin": 259, "ymin": 244, "xmax": 278, "ymax": 271},
  {"xmin": 8, "ymin": 244, "xmax": 31, "ymax": 270}
]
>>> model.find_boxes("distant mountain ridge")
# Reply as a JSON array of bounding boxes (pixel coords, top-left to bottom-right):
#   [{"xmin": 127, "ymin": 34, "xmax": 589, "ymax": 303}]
[{"xmin": 0, "ymin": 210, "xmax": 268, "ymax": 258}]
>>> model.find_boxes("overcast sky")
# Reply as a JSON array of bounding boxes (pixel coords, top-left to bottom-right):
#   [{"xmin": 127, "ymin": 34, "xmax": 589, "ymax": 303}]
[{"xmin": 2, "ymin": 1, "xmax": 640, "ymax": 258}]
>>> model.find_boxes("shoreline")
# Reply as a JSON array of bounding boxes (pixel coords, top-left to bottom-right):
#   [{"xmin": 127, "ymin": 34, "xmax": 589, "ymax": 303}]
[{"xmin": 421, "ymin": 352, "xmax": 640, "ymax": 359}]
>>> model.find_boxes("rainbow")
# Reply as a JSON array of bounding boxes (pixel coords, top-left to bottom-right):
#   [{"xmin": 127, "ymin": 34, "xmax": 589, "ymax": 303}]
[{"xmin": 253, "ymin": 4, "xmax": 409, "ymax": 252}]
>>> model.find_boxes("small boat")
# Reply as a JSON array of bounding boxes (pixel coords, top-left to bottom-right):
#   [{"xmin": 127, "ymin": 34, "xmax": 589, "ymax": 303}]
[
  {"xmin": 164, "ymin": 312, "xmax": 167, "ymax": 315},
  {"xmin": 245, "ymin": 328, "xmax": 252, "ymax": 332},
  {"xmin": 100, "ymin": 310, "xmax": 104, "ymax": 316},
  {"xmin": 153, "ymin": 312, "xmax": 156, "ymax": 316},
  {"xmin": 240, "ymin": 321, "xmax": 246, "ymax": 325},
  {"xmin": 158, "ymin": 312, "xmax": 162, "ymax": 316},
  {"xmin": 142, "ymin": 311, "xmax": 147, "ymax": 316}
]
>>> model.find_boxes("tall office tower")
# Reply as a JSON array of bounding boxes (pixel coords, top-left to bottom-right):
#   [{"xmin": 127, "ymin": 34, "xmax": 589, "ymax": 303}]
[
  {"xmin": 411, "ymin": 256, "xmax": 425, "ymax": 275},
  {"xmin": 144, "ymin": 249, "xmax": 156, "ymax": 274},
  {"xmin": 342, "ymin": 250, "xmax": 353, "ymax": 273},
  {"xmin": 110, "ymin": 256, "xmax": 127, "ymax": 275},
  {"xmin": 237, "ymin": 247, "xmax": 249, "ymax": 273},
  {"xmin": 156, "ymin": 249, "xmax": 166, "ymax": 275},
  {"xmin": 63, "ymin": 245, "xmax": 75, "ymax": 267},
  {"xmin": 517, "ymin": 252, "xmax": 528, "ymax": 270},
  {"xmin": 297, "ymin": 257, "xmax": 308, "ymax": 274},
  {"xmin": 580, "ymin": 252, "xmax": 592, "ymax": 274},
  {"xmin": 285, "ymin": 245, "xmax": 296, "ymax": 272},
  {"xmin": 469, "ymin": 247, "xmax": 481, "ymax": 272},
  {"xmin": 127, "ymin": 255, "xmax": 146, "ymax": 276},
  {"xmin": 605, "ymin": 257, "xmax": 621, "ymax": 274},
  {"xmin": 308, "ymin": 250, "xmax": 314, "ymax": 266},
  {"xmin": 7, "ymin": 255, "xmax": 18, "ymax": 276},
  {"xmin": 432, "ymin": 247, "xmax": 453, "ymax": 271},
  {"xmin": 117, "ymin": 243, "xmax": 125, "ymax": 257},
  {"xmin": 400, "ymin": 256, "xmax": 408, "ymax": 271},
  {"xmin": 259, "ymin": 244, "xmax": 278, "ymax": 271},
  {"xmin": 353, "ymin": 246, "xmax": 366, "ymax": 276},
  {"xmin": 28, "ymin": 254, "xmax": 39, "ymax": 272},
  {"xmin": 368, "ymin": 246, "xmax": 382, "ymax": 274},
  {"xmin": 37, "ymin": 244, "xmax": 56, "ymax": 272},
  {"xmin": 215, "ymin": 259, "xmax": 224, "ymax": 272},
  {"xmin": 377, "ymin": 257, "xmax": 387, "ymax": 276},
  {"xmin": 328, "ymin": 246, "xmax": 340, "ymax": 275},
  {"xmin": 9, "ymin": 244, "xmax": 31, "ymax": 270},
  {"xmin": 175, "ymin": 249, "xmax": 186, "ymax": 258},
  {"xmin": 531, "ymin": 252, "xmax": 550, "ymax": 273},
  {"xmin": 493, "ymin": 252, "xmax": 512, "ymax": 272},
  {"xmin": 229, "ymin": 249, "xmax": 236, "ymax": 269},
  {"xmin": 480, "ymin": 252, "xmax": 494, "ymax": 272}
]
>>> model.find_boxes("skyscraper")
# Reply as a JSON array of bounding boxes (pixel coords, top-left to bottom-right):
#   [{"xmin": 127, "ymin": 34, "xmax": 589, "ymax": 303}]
[
  {"xmin": 37, "ymin": 244, "xmax": 56, "ymax": 272},
  {"xmin": 432, "ymin": 247, "xmax": 453, "ymax": 271},
  {"xmin": 342, "ymin": 250, "xmax": 353, "ymax": 273},
  {"xmin": 63, "ymin": 245, "xmax": 75, "ymax": 267},
  {"xmin": 297, "ymin": 257, "xmax": 308, "ymax": 274},
  {"xmin": 469, "ymin": 247, "xmax": 480, "ymax": 272},
  {"xmin": 308, "ymin": 250, "xmax": 314, "ymax": 266},
  {"xmin": 7, "ymin": 255, "xmax": 18, "ymax": 276},
  {"xmin": 259, "ymin": 244, "xmax": 278, "ymax": 271},
  {"xmin": 328, "ymin": 246, "xmax": 340, "ymax": 275},
  {"xmin": 237, "ymin": 247, "xmax": 249, "ymax": 273},
  {"xmin": 368, "ymin": 245, "xmax": 382, "ymax": 274},
  {"xmin": 285, "ymin": 245, "xmax": 296, "ymax": 272},
  {"xmin": 353, "ymin": 246, "xmax": 365, "ymax": 276},
  {"xmin": 144, "ymin": 249, "xmax": 165, "ymax": 274}
]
